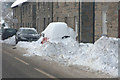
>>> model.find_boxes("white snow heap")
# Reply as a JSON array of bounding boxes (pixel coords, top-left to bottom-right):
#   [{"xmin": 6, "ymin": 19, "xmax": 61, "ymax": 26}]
[
  {"xmin": 19, "ymin": 27, "xmax": 38, "ymax": 32},
  {"xmin": 0, "ymin": 36, "xmax": 16, "ymax": 45},
  {"xmin": 69, "ymin": 36, "xmax": 118, "ymax": 77},
  {"xmin": 41, "ymin": 22, "xmax": 77, "ymax": 42},
  {"xmin": 85, "ymin": 36, "xmax": 118, "ymax": 76},
  {"xmin": 11, "ymin": 0, "xmax": 28, "ymax": 8},
  {"xmin": 16, "ymin": 36, "xmax": 119, "ymax": 77}
]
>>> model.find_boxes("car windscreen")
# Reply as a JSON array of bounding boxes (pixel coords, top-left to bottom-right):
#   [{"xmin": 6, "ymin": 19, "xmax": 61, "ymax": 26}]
[
  {"xmin": 21, "ymin": 29, "xmax": 37, "ymax": 34},
  {"xmin": 5, "ymin": 29, "xmax": 16, "ymax": 33}
]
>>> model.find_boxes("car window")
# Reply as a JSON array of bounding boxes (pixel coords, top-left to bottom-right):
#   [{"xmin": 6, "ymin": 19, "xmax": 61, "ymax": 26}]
[
  {"xmin": 5, "ymin": 29, "xmax": 16, "ymax": 33},
  {"xmin": 22, "ymin": 29, "xmax": 37, "ymax": 34}
]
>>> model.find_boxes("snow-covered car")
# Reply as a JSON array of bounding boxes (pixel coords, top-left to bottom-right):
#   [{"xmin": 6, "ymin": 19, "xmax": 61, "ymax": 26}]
[
  {"xmin": 41, "ymin": 22, "xmax": 77, "ymax": 44},
  {"xmin": 15, "ymin": 28, "xmax": 40, "ymax": 44}
]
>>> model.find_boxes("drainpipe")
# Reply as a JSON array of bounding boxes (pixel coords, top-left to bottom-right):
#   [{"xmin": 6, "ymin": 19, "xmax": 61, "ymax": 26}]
[
  {"xmin": 20, "ymin": 6, "xmax": 22, "ymax": 27},
  {"xmin": 93, "ymin": 2, "xmax": 95, "ymax": 43},
  {"xmin": 78, "ymin": 1, "xmax": 80, "ymax": 43},
  {"xmin": 102, "ymin": 5, "xmax": 108, "ymax": 36},
  {"xmin": 51, "ymin": 1, "xmax": 53, "ymax": 22}
]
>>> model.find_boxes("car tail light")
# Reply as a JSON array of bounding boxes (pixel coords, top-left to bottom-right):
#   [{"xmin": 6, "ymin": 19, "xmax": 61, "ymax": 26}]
[{"xmin": 41, "ymin": 37, "xmax": 48, "ymax": 44}]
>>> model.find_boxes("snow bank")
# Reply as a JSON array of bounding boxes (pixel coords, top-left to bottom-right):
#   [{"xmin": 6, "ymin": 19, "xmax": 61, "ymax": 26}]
[
  {"xmin": 69, "ymin": 36, "xmax": 118, "ymax": 77},
  {"xmin": 0, "ymin": 36, "xmax": 16, "ymax": 45},
  {"xmin": 16, "ymin": 36, "xmax": 119, "ymax": 77}
]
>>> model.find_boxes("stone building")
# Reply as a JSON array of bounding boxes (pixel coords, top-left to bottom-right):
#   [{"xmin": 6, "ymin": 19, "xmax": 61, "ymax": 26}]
[
  {"xmin": 53, "ymin": 2, "xmax": 95, "ymax": 43},
  {"xmin": 53, "ymin": 2, "xmax": 79, "ymax": 39},
  {"xmin": 36, "ymin": 2, "xmax": 53, "ymax": 33},
  {"xmin": 95, "ymin": 2, "xmax": 119, "ymax": 41},
  {"xmin": 11, "ymin": 1, "xmax": 120, "ymax": 43},
  {"xmin": 12, "ymin": 2, "xmax": 36, "ymax": 30}
]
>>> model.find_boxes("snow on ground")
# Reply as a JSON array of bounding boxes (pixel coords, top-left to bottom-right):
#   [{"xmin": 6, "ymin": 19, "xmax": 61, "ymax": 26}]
[
  {"xmin": 0, "ymin": 35, "xmax": 16, "ymax": 45},
  {"xmin": 68, "ymin": 36, "xmax": 118, "ymax": 77},
  {"xmin": 16, "ymin": 36, "xmax": 119, "ymax": 77}
]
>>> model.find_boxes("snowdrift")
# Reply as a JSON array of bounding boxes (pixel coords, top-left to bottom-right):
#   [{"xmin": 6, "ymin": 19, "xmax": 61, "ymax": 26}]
[
  {"xmin": 0, "ymin": 35, "xmax": 16, "ymax": 45},
  {"xmin": 69, "ymin": 36, "xmax": 118, "ymax": 77},
  {"xmin": 16, "ymin": 36, "xmax": 119, "ymax": 77}
]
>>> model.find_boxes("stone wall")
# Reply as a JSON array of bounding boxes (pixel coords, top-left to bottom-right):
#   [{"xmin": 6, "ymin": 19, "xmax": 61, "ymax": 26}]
[
  {"xmin": 36, "ymin": 2, "xmax": 53, "ymax": 33},
  {"xmin": 13, "ymin": 2, "xmax": 36, "ymax": 30},
  {"xmin": 53, "ymin": 2, "xmax": 79, "ymax": 31},
  {"xmin": 12, "ymin": 2, "xmax": 119, "ymax": 43},
  {"xmin": 95, "ymin": 2, "xmax": 118, "ymax": 41}
]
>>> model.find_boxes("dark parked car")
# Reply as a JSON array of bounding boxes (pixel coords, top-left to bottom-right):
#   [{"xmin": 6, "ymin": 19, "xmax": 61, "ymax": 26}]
[
  {"xmin": 2, "ymin": 28, "xmax": 17, "ymax": 40},
  {"xmin": 15, "ymin": 28, "xmax": 40, "ymax": 44}
]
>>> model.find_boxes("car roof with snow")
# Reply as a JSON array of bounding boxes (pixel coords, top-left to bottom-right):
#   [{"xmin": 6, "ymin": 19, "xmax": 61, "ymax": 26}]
[
  {"xmin": 19, "ymin": 27, "xmax": 36, "ymax": 30},
  {"xmin": 42, "ymin": 22, "xmax": 77, "ymax": 40},
  {"xmin": 18, "ymin": 27, "xmax": 37, "ymax": 32}
]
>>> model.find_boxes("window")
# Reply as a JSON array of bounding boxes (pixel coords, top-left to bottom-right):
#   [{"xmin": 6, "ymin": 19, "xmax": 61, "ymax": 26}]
[
  {"xmin": 57, "ymin": 2, "xmax": 59, "ymax": 8},
  {"xmin": 74, "ymin": 0, "xmax": 77, "ymax": 7},
  {"xmin": 64, "ymin": 0, "xmax": 67, "ymax": 6},
  {"xmin": 38, "ymin": 2, "xmax": 40, "ymax": 9},
  {"xmin": 26, "ymin": 6, "xmax": 27, "ymax": 11},
  {"xmin": 64, "ymin": 17, "xmax": 67, "ymax": 24},
  {"xmin": 13, "ymin": 23, "xmax": 14, "ymax": 27},
  {"xmin": 14, "ymin": 9, "xmax": 16, "ymax": 17},
  {"xmin": 43, "ymin": 18, "xmax": 46, "ymax": 30},
  {"xmin": 26, "ymin": 23, "xmax": 27, "ymax": 27},
  {"xmin": 37, "ymin": 18, "xmax": 39, "ymax": 29},
  {"xmin": 43, "ymin": 2, "xmax": 45, "ymax": 11},
  {"xmin": 20, "ymin": 23, "xmax": 21, "ymax": 27},
  {"xmin": 23, "ymin": 23, "xmax": 24, "ymax": 27},
  {"xmin": 57, "ymin": 17, "xmax": 59, "ymax": 22},
  {"xmin": 29, "ymin": 5, "xmax": 31, "ymax": 14},
  {"xmin": 48, "ymin": 18, "xmax": 50, "ymax": 25},
  {"xmin": 28, "ymin": 23, "xmax": 29, "ymax": 27},
  {"xmin": 23, "ymin": 7, "xmax": 24, "ymax": 15},
  {"xmin": 48, "ymin": 2, "xmax": 50, "ymax": 9},
  {"xmin": 43, "ymin": 2, "xmax": 45, "ymax": 7}
]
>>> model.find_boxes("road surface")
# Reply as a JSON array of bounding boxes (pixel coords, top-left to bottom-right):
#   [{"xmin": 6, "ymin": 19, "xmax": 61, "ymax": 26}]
[{"xmin": 2, "ymin": 43, "xmax": 111, "ymax": 78}]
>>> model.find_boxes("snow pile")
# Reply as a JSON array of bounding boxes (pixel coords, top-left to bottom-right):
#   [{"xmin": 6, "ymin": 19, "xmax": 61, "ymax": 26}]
[
  {"xmin": 0, "ymin": 36, "xmax": 16, "ymax": 45},
  {"xmin": 86, "ymin": 36, "xmax": 118, "ymax": 76},
  {"xmin": 15, "ymin": 22, "xmax": 119, "ymax": 77},
  {"xmin": 16, "ymin": 36, "xmax": 119, "ymax": 77},
  {"xmin": 16, "ymin": 37, "xmax": 77, "ymax": 56}
]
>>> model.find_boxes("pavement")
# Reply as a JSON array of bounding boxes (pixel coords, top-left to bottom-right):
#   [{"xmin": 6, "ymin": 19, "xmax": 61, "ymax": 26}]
[{"xmin": 1, "ymin": 43, "xmax": 111, "ymax": 78}]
